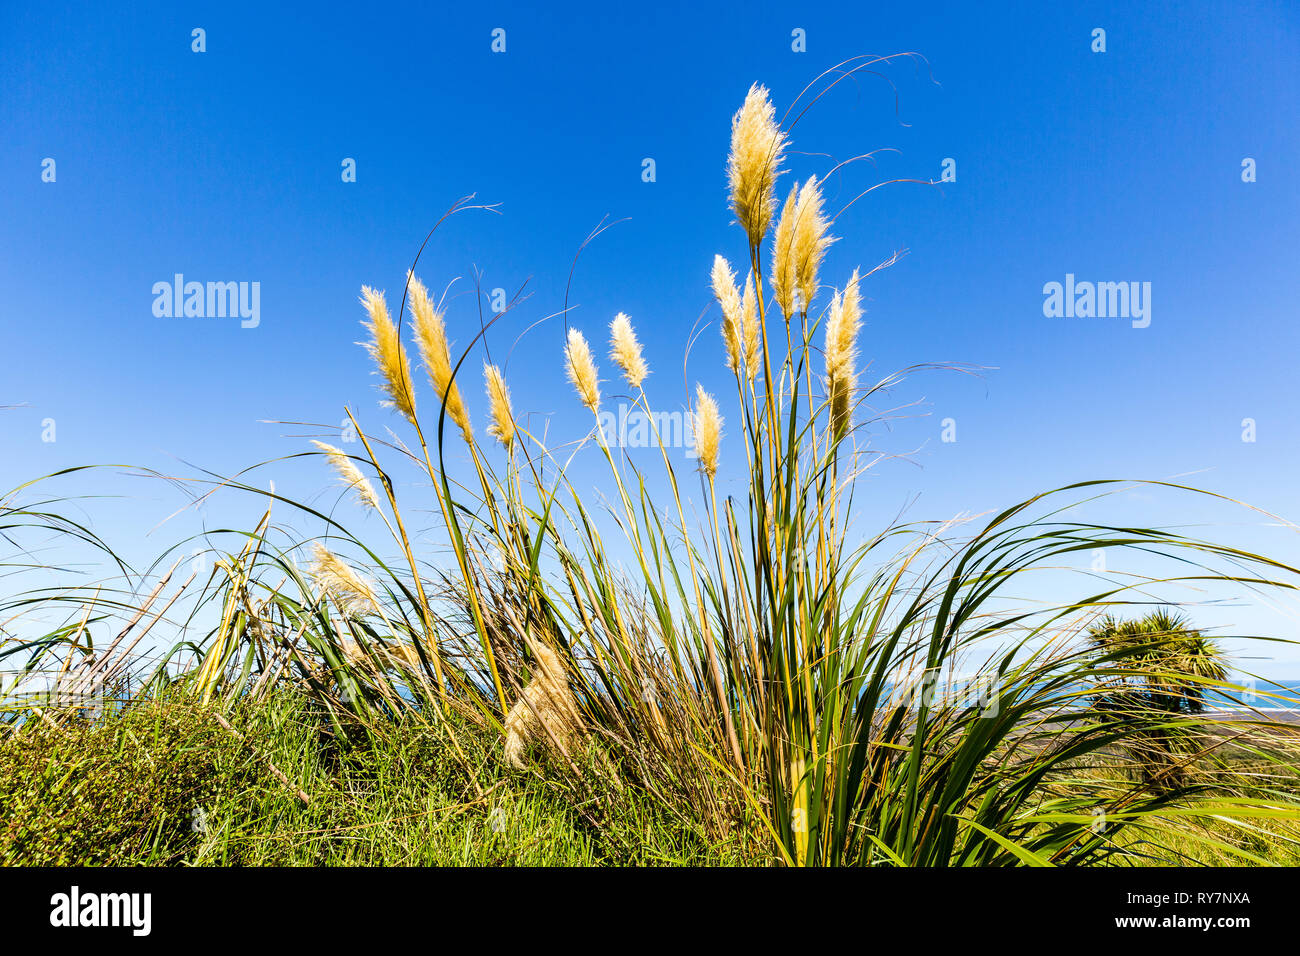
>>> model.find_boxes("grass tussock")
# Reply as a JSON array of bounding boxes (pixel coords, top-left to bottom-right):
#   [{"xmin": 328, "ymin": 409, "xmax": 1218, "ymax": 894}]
[
  {"xmin": 4, "ymin": 57, "xmax": 1300, "ymax": 867},
  {"xmin": 1, "ymin": 690, "xmax": 751, "ymax": 866}
]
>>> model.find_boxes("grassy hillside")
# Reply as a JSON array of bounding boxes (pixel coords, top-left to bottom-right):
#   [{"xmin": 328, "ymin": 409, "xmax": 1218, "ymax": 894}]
[
  {"xmin": 5, "ymin": 688, "xmax": 1299, "ymax": 866},
  {"xmin": 0, "ymin": 690, "xmax": 758, "ymax": 866}
]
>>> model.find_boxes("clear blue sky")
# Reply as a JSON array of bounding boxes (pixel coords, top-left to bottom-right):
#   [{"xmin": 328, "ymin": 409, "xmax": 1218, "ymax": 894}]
[{"xmin": 2, "ymin": 1, "xmax": 1298, "ymax": 673}]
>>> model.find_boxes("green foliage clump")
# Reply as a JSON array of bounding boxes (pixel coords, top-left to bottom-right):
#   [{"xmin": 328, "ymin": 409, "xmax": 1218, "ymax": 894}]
[
  {"xmin": 0, "ymin": 701, "xmax": 269, "ymax": 865},
  {"xmin": 0, "ymin": 691, "xmax": 755, "ymax": 866},
  {"xmin": 1087, "ymin": 609, "xmax": 1230, "ymax": 791}
]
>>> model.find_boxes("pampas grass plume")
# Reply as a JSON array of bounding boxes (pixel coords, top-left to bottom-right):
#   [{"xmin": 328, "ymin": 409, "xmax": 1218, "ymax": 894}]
[
  {"xmin": 694, "ymin": 385, "xmax": 722, "ymax": 479},
  {"xmin": 565, "ymin": 328, "xmax": 601, "ymax": 413},
  {"xmin": 360, "ymin": 286, "xmax": 417, "ymax": 424},
  {"xmin": 609, "ymin": 312, "xmax": 649, "ymax": 389},
  {"xmin": 728, "ymin": 84, "xmax": 787, "ymax": 247},
  {"xmin": 483, "ymin": 362, "xmax": 516, "ymax": 447},
  {"xmin": 311, "ymin": 440, "xmax": 380, "ymax": 512},
  {"xmin": 408, "ymin": 272, "xmax": 472, "ymax": 442}
]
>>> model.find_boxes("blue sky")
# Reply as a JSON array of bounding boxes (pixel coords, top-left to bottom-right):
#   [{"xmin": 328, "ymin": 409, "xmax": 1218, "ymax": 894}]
[{"xmin": 2, "ymin": 1, "xmax": 1298, "ymax": 673}]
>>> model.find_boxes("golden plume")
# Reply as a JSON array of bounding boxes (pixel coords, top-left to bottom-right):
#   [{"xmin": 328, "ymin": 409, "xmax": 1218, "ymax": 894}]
[
  {"xmin": 609, "ymin": 312, "xmax": 649, "ymax": 388},
  {"xmin": 564, "ymin": 328, "xmax": 601, "ymax": 413},
  {"xmin": 825, "ymin": 269, "xmax": 863, "ymax": 440},
  {"xmin": 483, "ymin": 363, "xmax": 516, "ymax": 447},
  {"xmin": 770, "ymin": 184, "xmax": 798, "ymax": 317},
  {"xmin": 711, "ymin": 255, "xmax": 744, "ymax": 372},
  {"xmin": 408, "ymin": 273, "xmax": 472, "ymax": 442},
  {"xmin": 693, "ymin": 385, "xmax": 722, "ymax": 479},
  {"xmin": 311, "ymin": 440, "xmax": 380, "ymax": 511},
  {"xmin": 727, "ymin": 84, "xmax": 787, "ymax": 247},
  {"xmin": 360, "ymin": 286, "xmax": 417, "ymax": 424},
  {"xmin": 308, "ymin": 542, "xmax": 379, "ymax": 618},
  {"xmin": 503, "ymin": 641, "xmax": 585, "ymax": 769},
  {"xmin": 792, "ymin": 175, "xmax": 835, "ymax": 315}
]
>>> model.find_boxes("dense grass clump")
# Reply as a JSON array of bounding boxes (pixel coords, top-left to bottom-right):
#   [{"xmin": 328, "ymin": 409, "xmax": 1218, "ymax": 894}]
[
  {"xmin": 0, "ymin": 690, "xmax": 754, "ymax": 866},
  {"xmin": 0, "ymin": 699, "xmax": 267, "ymax": 865},
  {"xmin": 4, "ymin": 690, "xmax": 1299, "ymax": 866}
]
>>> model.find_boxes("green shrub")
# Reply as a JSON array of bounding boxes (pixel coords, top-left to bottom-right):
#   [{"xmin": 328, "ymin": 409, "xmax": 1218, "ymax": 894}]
[{"xmin": 0, "ymin": 702, "xmax": 268, "ymax": 865}]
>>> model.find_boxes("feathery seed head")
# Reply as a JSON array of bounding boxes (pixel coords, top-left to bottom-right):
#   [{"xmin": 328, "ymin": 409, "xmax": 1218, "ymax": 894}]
[
  {"xmin": 770, "ymin": 184, "xmax": 800, "ymax": 318},
  {"xmin": 793, "ymin": 175, "xmax": 835, "ymax": 314},
  {"xmin": 503, "ymin": 639, "xmax": 584, "ymax": 769},
  {"xmin": 711, "ymin": 255, "xmax": 744, "ymax": 372},
  {"xmin": 483, "ymin": 363, "xmax": 516, "ymax": 447},
  {"xmin": 360, "ymin": 286, "xmax": 417, "ymax": 424},
  {"xmin": 408, "ymin": 272, "xmax": 472, "ymax": 443},
  {"xmin": 825, "ymin": 269, "xmax": 863, "ymax": 440},
  {"xmin": 308, "ymin": 542, "xmax": 379, "ymax": 618},
  {"xmin": 564, "ymin": 328, "xmax": 601, "ymax": 413},
  {"xmin": 825, "ymin": 268, "xmax": 863, "ymax": 378},
  {"xmin": 728, "ymin": 84, "xmax": 787, "ymax": 247},
  {"xmin": 693, "ymin": 385, "xmax": 722, "ymax": 479},
  {"xmin": 608, "ymin": 312, "xmax": 649, "ymax": 388},
  {"xmin": 311, "ymin": 440, "xmax": 380, "ymax": 512}
]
